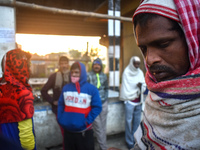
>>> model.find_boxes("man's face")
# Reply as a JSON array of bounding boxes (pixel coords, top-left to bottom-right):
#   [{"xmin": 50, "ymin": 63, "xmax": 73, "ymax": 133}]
[
  {"xmin": 59, "ymin": 61, "xmax": 69, "ymax": 73},
  {"xmin": 71, "ymin": 68, "xmax": 80, "ymax": 77},
  {"xmin": 93, "ymin": 64, "xmax": 101, "ymax": 73},
  {"xmin": 135, "ymin": 15, "xmax": 190, "ymax": 82},
  {"xmin": 133, "ymin": 61, "xmax": 140, "ymax": 69}
]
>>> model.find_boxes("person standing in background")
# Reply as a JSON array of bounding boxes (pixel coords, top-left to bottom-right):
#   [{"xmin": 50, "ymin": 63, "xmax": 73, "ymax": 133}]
[
  {"xmin": 120, "ymin": 56, "xmax": 146, "ymax": 150},
  {"xmin": 58, "ymin": 61, "xmax": 102, "ymax": 150},
  {"xmin": 87, "ymin": 58, "xmax": 109, "ymax": 150},
  {"xmin": 0, "ymin": 49, "xmax": 36, "ymax": 150},
  {"xmin": 41, "ymin": 56, "xmax": 70, "ymax": 148},
  {"xmin": 41, "ymin": 56, "xmax": 70, "ymax": 115}
]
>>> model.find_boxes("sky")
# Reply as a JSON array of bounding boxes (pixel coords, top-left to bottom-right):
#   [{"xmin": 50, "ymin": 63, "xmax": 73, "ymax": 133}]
[{"xmin": 16, "ymin": 34, "xmax": 107, "ymax": 56}]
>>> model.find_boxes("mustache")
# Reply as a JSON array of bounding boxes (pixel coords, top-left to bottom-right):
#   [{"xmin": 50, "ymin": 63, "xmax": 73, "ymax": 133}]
[
  {"xmin": 94, "ymin": 67, "xmax": 100, "ymax": 69},
  {"xmin": 149, "ymin": 64, "xmax": 174, "ymax": 73}
]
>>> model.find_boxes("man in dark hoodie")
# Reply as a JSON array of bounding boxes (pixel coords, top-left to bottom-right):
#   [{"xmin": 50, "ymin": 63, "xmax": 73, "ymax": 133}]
[
  {"xmin": 58, "ymin": 61, "xmax": 102, "ymax": 150},
  {"xmin": 87, "ymin": 58, "xmax": 109, "ymax": 150}
]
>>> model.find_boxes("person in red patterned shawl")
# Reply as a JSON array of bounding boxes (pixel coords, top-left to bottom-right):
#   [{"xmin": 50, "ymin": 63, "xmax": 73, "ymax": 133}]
[{"xmin": 0, "ymin": 49, "xmax": 36, "ymax": 150}]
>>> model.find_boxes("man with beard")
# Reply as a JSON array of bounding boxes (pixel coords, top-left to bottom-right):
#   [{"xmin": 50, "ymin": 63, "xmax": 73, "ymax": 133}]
[
  {"xmin": 87, "ymin": 58, "xmax": 108, "ymax": 150},
  {"xmin": 132, "ymin": 0, "xmax": 200, "ymax": 149}
]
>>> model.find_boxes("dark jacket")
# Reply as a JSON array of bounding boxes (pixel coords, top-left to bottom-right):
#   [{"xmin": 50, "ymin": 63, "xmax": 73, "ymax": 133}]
[
  {"xmin": 41, "ymin": 72, "xmax": 69, "ymax": 114},
  {"xmin": 87, "ymin": 58, "xmax": 108, "ymax": 103}
]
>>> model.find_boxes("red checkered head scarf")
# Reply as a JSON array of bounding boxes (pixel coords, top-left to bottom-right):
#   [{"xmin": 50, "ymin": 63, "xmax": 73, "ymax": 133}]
[{"xmin": 133, "ymin": 0, "xmax": 200, "ymax": 74}]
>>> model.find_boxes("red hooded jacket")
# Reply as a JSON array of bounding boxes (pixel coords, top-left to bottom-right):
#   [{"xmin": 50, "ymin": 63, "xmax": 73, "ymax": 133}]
[{"xmin": 0, "ymin": 49, "xmax": 34, "ymax": 123}]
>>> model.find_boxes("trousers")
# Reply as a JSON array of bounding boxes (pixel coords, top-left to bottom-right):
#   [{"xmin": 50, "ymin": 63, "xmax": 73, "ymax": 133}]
[
  {"xmin": 125, "ymin": 101, "xmax": 142, "ymax": 149},
  {"xmin": 93, "ymin": 101, "xmax": 108, "ymax": 150},
  {"xmin": 64, "ymin": 129, "xmax": 94, "ymax": 150}
]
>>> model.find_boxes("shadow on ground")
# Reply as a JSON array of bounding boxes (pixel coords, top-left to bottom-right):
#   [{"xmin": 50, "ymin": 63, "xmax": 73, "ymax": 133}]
[{"xmin": 45, "ymin": 132, "xmax": 128, "ymax": 150}]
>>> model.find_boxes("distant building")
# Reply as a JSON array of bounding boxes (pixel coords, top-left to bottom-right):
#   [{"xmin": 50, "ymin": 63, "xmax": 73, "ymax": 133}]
[{"xmin": 30, "ymin": 52, "xmax": 69, "ymax": 77}]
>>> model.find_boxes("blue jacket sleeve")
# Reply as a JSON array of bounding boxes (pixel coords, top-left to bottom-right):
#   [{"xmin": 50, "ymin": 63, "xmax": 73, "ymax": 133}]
[{"xmin": 86, "ymin": 86, "xmax": 102, "ymax": 124}]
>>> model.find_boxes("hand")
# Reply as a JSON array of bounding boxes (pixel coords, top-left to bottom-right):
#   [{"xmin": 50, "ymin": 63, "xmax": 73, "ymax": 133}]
[
  {"xmin": 137, "ymin": 83, "xmax": 142, "ymax": 89},
  {"xmin": 53, "ymin": 101, "xmax": 58, "ymax": 105}
]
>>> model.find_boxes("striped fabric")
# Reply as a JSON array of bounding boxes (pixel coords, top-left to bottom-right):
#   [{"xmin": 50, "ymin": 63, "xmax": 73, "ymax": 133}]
[
  {"xmin": 174, "ymin": 0, "xmax": 200, "ymax": 70},
  {"xmin": 133, "ymin": 0, "xmax": 200, "ymax": 149},
  {"xmin": 141, "ymin": 0, "xmax": 200, "ymax": 100},
  {"xmin": 146, "ymin": 67, "xmax": 200, "ymax": 101},
  {"xmin": 133, "ymin": 0, "xmax": 180, "ymax": 22}
]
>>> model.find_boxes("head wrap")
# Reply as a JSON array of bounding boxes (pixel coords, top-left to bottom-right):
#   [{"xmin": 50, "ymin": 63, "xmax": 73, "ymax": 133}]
[
  {"xmin": 133, "ymin": 0, "xmax": 200, "ymax": 99},
  {"xmin": 119, "ymin": 56, "xmax": 145, "ymax": 101},
  {"xmin": 133, "ymin": 0, "xmax": 200, "ymax": 72},
  {"xmin": 133, "ymin": 56, "xmax": 141, "ymax": 63},
  {"xmin": 175, "ymin": 0, "xmax": 200, "ymax": 70},
  {"xmin": 133, "ymin": 0, "xmax": 180, "ymax": 23},
  {"xmin": 93, "ymin": 60, "xmax": 101, "ymax": 65},
  {"xmin": 4, "ymin": 49, "xmax": 32, "ymax": 89}
]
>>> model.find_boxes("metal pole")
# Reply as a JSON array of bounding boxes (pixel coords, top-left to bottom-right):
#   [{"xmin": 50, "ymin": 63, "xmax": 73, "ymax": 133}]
[
  {"xmin": 113, "ymin": 0, "xmax": 116, "ymax": 90},
  {"xmin": 0, "ymin": 1, "xmax": 132, "ymax": 22}
]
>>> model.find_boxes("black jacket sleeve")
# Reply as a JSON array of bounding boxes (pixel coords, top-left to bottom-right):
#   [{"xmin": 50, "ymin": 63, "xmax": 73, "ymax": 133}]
[{"xmin": 41, "ymin": 73, "xmax": 55, "ymax": 104}]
